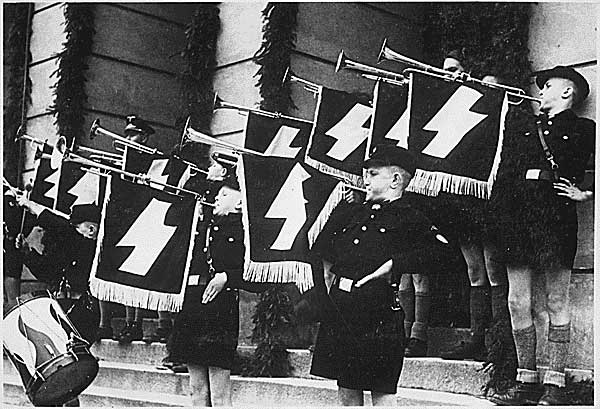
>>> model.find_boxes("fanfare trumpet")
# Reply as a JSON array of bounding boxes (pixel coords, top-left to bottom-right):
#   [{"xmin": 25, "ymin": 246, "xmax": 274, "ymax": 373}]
[
  {"xmin": 182, "ymin": 124, "xmax": 266, "ymax": 158},
  {"xmin": 336, "ymin": 50, "xmax": 407, "ymax": 86},
  {"xmin": 15, "ymin": 132, "xmax": 123, "ymax": 166},
  {"xmin": 89, "ymin": 119, "xmax": 207, "ymax": 175},
  {"xmin": 53, "ymin": 136, "xmax": 212, "ymax": 204},
  {"xmin": 378, "ymin": 39, "xmax": 542, "ymax": 104},
  {"xmin": 213, "ymin": 94, "xmax": 313, "ymax": 125},
  {"xmin": 281, "ymin": 68, "xmax": 321, "ymax": 94}
]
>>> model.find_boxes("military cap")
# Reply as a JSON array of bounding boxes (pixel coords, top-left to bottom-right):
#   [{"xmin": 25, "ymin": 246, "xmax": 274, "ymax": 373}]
[
  {"xmin": 211, "ymin": 151, "xmax": 238, "ymax": 168},
  {"xmin": 363, "ymin": 145, "xmax": 417, "ymax": 176},
  {"xmin": 535, "ymin": 65, "xmax": 590, "ymax": 104},
  {"xmin": 125, "ymin": 115, "xmax": 155, "ymax": 135},
  {"xmin": 221, "ymin": 174, "xmax": 240, "ymax": 191},
  {"xmin": 70, "ymin": 204, "xmax": 101, "ymax": 225}
]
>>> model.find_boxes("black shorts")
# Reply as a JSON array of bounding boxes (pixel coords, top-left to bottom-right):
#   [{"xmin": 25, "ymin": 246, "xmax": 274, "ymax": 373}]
[
  {"xmin": 168, "ymin": 288, "xmax": 239, "ymax": 369},
  {"xmin": 310, "ymin": 279, "xmax": 405, "ymax": 393}
]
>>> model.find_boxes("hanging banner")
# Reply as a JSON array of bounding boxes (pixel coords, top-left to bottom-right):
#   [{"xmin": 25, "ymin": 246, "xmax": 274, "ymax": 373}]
[
  {"xmin": 90, "ymin": 175, "xmax": 199, "ymax": 312},
  {"xmin": 304, "ymin": 86, "xmax": 372, "ymax": 188},
  {"xmin": 405, "ymin": 71, "xmax": 509, "ymax": 199},
  {"xmin": 240, "ymin": 112, "xmax": 344, "ymax": 292}
]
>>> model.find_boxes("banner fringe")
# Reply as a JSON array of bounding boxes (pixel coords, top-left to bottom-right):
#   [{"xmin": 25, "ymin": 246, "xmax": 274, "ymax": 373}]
[
  {"xmin": 308, "ymin": 181, "xmax": 344, "ymax": 248},
  {"xmin": 406, "ymin": 169, "xmax": 490, "ymax": 199},
  {"xmin": 243, "ymin": 260, "xmax": 314, "ymax": 293},
  {"xmin": 89, "ymin": 278, "xmax": 184, "ymax": 312},
  {"xmin": 304, "ymin": 156, "xmax": 364, "ymax": 189}
]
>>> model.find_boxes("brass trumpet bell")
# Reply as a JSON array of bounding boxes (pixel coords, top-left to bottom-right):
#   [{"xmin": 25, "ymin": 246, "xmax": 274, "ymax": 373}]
[{"xmin": 336, "ymin": 50, "xmax": 407, "ymax": 85}]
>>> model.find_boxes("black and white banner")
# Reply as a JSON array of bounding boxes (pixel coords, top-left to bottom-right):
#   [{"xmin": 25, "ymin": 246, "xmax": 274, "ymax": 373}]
[
  {"xmin": 29, "ymin": 144, "xmax": 60, "ymax": 210},
  {"xmin": 404, "ymin": 71, "xmax": 508, "ymax": 199},
  {"xmin": 55, "ymin": 161, "xmax": 107, "ymax": 215},
  {"xmin": 123, "ymin": 149, "xmax": 194, "ymax": 192},
  {"xmin": 368, "ymin": 79, "xmax": 409, "ymax": 154},
  {"xmin": 90, "ymin": 175, "xmax": 199, "ymax": 312},
  {"xmin": 305, "ymin": 86, "xmax": 372, "ymax": 188},
  {"xmin": 240, "ymin": 112, "xmax": 344, "ymax": 292}
]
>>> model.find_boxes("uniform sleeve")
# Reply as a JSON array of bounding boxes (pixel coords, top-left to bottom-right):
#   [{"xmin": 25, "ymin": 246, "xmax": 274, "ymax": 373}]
[
  {"xmin": 37, "ymin": 209, "xmax": 71, "ymax": 231},
  {"xmin": 391, "ymin": 212, "xmax": 453, "ymax": 276}
]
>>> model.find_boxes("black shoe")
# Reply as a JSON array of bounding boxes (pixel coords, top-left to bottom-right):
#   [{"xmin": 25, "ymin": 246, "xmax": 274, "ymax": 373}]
[
  {"xmin": 143, "ymin": 326, "xmax": 171, "ymax": 344},
  {"xmin": 440, "ymin": 340, "xmax": 486, "ymax": 361},
  {"xmin": 118, "ymin": 322, "xmax": 143, "ymax": 344},
  {"xmin": 404, "ymin": 338, "xmax": 427, "ymax": 357},
  {"xmin": 488, "ymin": 382, "xmax": 543, "ymax": 406},
  {"xmin": 161, "ymin": 358, "xmax": 188, "ymax": 373},
  {"xmin": 538, "ymin": 384, "xmax": 567, "ymax": 406},
  {"xmin": 95, "ymin": 326, "xmax": 113, "ymax": 342}
]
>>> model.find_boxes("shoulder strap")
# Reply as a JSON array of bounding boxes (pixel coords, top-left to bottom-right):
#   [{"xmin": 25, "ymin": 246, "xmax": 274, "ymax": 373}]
[{"xmin": 535, "ymin": 119, "xmax": 559, "ymax": 170}]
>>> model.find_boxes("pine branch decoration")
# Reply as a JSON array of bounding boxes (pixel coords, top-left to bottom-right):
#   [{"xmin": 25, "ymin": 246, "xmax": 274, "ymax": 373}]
[{"xmin": 50, "ymin": 3, "xmax": 95, "ymax": 145}]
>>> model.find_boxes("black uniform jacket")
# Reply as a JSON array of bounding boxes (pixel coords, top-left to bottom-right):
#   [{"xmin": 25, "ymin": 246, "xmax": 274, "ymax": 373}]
[
  {"xmin": 496, "ymin": 109, "xmax": 595, "ymax": 186},
  {"xmin": 23, "ymin": 210, "xmax": 96, "ymax": 294},
  {"xmin": 313, "ymin": 197, "xmax": 451, "ymax": 282},
  {"xmin": 187, "ymin": 212, "xmax": 265, "ymax": 294}
]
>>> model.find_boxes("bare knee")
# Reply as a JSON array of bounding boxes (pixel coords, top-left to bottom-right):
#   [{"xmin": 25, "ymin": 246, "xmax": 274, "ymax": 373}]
[
  {"xmin": 546, "ymin": 290, "xmax": 569, "ymax": 316},
  {"xmin": 507, "ymin": 292, "xmax": 531, "ymax": 318},
  {"xmin": 412, "ymin": 275, "xmax": 429, "ymax": 292}
]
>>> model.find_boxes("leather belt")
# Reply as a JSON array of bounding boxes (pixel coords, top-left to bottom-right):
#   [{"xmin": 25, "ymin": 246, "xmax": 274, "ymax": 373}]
[
  {"xmin": 187, "ymin": 275, "xmax": 209, "ymax": 286},
  {"xmin": 525, "ymin": 169, "xmax": 557, "ymax": 181},
  {"xmin": 332, "ymin": 274, "xmax": 355, "ymax": 293}
]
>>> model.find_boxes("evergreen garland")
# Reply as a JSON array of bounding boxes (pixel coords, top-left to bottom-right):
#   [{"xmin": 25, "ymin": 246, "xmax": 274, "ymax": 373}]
[
  {"xmin": 253, "ymin": 2, "xmax": 298, "ymax": 114},
  {"xmin": 3, "ymin": 3, "xmax": 33, "ymax": 186},
  {"xmin": 245, "ymin": 2, "xmax": 299, "ymax": 377},
  {"xmin": 421, "ymin": 3, "xmax": 533, "ymax": 394},
  {"xmin": 177, "ymin": 4, "xmax": 220, "ymax": 142},
  {"xmin": 49, "ymin": 3, "xmax": 95, "ymax": 145},
  {"xmin": 245, "ymin": 286, "xmax": 295, "ymax": 376}
]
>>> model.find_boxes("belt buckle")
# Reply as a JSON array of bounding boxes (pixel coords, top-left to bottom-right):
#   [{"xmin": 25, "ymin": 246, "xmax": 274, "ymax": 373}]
[
  {"xmin": 525, "ymin": 169, "xmax": 542, "ymax": 180},
  {"xmin": 338, "ymin": 277, "xmax": 353, "ymax": 292}
]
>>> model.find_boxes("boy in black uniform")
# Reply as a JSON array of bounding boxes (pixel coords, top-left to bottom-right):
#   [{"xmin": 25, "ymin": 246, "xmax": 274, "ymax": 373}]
[
  {"xmin": 310, "ymin": 146, "xmax": 451, "ymax": 406},
  {"xmin": 15, "ymin": 197, "xmax": 101, "ymax": 345},
  {"xmin": 488, "ymin": 66, "xmax": 594, "ymax": 406},
  {"xmin": 168, "ymin": 174, "xmax": 247, "ymax": 406}
]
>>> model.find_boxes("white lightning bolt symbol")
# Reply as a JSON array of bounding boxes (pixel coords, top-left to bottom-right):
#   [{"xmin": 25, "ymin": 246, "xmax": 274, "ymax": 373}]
[
  {"xmin": 421, "ymin": 86, "xmax": 487, "ymax": 158},
  {"xmin": 146, "ymin": 159, "xmax": 169, "ymax": 190},
  {"xmin": 325, "ymin": 103, "xmax": 372, "ymax": 161},
  {"xmin": 264, "ymin": 163, "xmax": 311, "ymax": 250},
  {"xmin": 383, "ymin": 109, "xmax": 409, "ymax": 148},
  {"xmin": 68, "ymin": 172, "xmax": 100, "ymax": 207},
  {"xmin": 43, "ymin": 168, "xmax": 60, "ymax": 202},
  {"xmin": 264, "ymin": 125, "xmax": 302, "ymax": 158},
  {"xmin": 116, "ymin": 198, "xmax": 177, "ymax": 275}
]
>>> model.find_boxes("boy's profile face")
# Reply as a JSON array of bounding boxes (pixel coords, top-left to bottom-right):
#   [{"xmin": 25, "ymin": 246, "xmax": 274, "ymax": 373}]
[{"xmin": 213, "ymin": 186, "xmax": 241, "ymax": 216}]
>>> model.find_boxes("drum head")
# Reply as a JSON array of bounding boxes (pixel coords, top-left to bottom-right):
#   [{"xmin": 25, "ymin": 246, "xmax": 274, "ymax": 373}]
[{"xmin": 30, "ymin": 354, "xmax": 98, "ymax": 407}]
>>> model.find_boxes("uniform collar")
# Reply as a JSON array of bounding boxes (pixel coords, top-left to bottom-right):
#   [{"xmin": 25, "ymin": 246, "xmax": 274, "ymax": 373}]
[
  {"xmin": 212, "ymin": 212, "xmax": 242, "ymax": 226},
  {"xmin": 365, "ymin": 195, "xmax": 410, "ymax": 210},
  {"xmin": 539, "ymin": 109, "xmax": 576, "ymax": 121}
]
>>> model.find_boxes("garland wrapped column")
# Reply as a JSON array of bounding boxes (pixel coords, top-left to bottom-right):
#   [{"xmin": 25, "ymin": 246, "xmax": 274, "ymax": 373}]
[
  {"xmin": 3, "ymin": 3, "xmax": 33, "ymax": 186},
  {"xmin": 246, "ymin": 2, "xmax": 299, "ymax": 377},
  {"xmin": 50, "ymin": 3, "xmax": 95, "ymax": 146},
  {"xmin": 177, "ymin": 4, "xmax": 220, "ymax": 163}
]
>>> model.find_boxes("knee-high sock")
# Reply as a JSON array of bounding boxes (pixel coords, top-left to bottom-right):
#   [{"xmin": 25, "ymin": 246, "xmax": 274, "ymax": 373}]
[
  {"xmin": 158, "ymin": 310, "xmax": 172, "ymax": 329},
  {"xmin": 470, "ymin": 286, "xmax": 491, "ymax": 343},
  {"xmin": 411, "ymin": 292, "xmax": 431, "ymax": 342},
  {"xmin": 513, "ymin": 325, "xmax": 537, "ymax": 382},
  {"xmin": 543, "ymin": 323, "xmax": 570, "ymax": 387},
  {"xmin": 399, "ymin": 290, "xmax": 415, "ymax": 338},
  {"xmin": 125, "ymin": 306, "xmax": 143, "ymax": 324}
]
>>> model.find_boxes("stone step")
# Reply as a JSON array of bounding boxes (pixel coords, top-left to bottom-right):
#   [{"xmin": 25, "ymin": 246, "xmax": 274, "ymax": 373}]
[
  {"xmin": 3, "ymin": 370, "xmax": 493, "ymax": 407},
  {"xmin": 91, "ymin": 325, "xmax": 473, "ymax": 364}
]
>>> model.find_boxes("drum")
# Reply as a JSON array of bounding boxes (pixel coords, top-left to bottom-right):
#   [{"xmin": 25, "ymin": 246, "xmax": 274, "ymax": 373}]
[{"xmin": 2, "ymin": 291, "xmax": 99, "ymax": 406}]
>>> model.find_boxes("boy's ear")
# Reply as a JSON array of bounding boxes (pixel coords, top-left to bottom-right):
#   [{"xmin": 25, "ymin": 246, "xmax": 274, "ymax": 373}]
[{"xmin": 234, "ymin": 197, "xmax": 243, "ymax": 211}]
